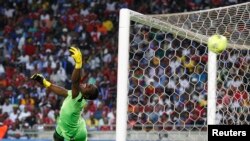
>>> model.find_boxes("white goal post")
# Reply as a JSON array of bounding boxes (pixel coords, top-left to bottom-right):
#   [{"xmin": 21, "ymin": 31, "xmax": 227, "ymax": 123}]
[
  {"xmin": 116, "ymin": 9, "xmax": 130, "ymax": 141},
  {"xmin": 116, "ymin": 2, "xmax": 250, "ymax": 141}
]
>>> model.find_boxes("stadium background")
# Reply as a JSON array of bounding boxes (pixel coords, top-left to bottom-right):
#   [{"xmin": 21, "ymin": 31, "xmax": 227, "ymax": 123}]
[{"xmin": 0, "ymin": 0, "xmax": 249, "ymax": 140}]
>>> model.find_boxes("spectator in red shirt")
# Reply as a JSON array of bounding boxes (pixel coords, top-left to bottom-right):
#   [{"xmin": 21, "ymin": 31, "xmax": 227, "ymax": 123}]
[{"xmin": 23, "ymin": 38, "xmax": 36, "ymax": 56}]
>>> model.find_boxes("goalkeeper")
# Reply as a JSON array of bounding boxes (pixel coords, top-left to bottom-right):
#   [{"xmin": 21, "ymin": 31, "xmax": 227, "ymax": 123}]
[{"xmin": 31, "ymin": 46, "xmax": 99, "ymax": 141}]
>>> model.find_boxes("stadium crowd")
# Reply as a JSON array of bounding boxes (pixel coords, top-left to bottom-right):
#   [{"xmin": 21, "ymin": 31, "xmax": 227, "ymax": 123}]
[{"xmin": 0, "ymin": 0, "xmax": 249, "ymax": 139}]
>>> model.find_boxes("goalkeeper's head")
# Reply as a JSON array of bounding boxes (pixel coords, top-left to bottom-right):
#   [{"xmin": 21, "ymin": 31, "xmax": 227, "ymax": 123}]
[{"xmin": 80, "ymin": 83, "xmax": 99, "ymax": 100}]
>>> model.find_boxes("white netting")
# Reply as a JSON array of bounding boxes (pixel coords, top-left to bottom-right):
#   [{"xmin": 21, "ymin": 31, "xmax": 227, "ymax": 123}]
[
  {"xmin": 130, "ymin": 2, "xmax": 250, "ymax": 49},
  {"xmin": 126, "ymin": 2, "xmax": 250, "ymax": 141},
  {"xmin": 216, "ymin": 49, "xmax": 250, "ymax": 124},
  {"xmin": 128, "ymin": 23, "xmax": 208, "ymax": 141}
]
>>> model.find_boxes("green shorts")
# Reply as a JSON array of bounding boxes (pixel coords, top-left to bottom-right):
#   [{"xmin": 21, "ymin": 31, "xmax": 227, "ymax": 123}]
[{"xmin": 55, "ymin": 126, "xmax": 87, "ymax": 141}]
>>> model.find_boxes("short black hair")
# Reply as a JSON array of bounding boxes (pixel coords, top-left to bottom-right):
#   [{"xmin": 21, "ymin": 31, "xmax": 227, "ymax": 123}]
[{"xmin": 87, "ymin": 85, "xmax": 99, "ymax": 100}]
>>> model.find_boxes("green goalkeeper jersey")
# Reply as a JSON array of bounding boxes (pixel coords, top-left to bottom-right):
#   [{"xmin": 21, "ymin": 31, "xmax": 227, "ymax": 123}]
[{"xmin": 56, "ymin": 90, "xmax": 87, "ymax": 141}]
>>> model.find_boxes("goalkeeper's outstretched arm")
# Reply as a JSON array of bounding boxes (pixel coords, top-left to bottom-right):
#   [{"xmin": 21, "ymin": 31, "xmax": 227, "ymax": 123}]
[
  {"xmin": 30, "ymin": 74, "xmax": 68, "ymax": 97},
  {"xmin": 69, "ymin": 46, "xmax": 82, "ymax": 99}
]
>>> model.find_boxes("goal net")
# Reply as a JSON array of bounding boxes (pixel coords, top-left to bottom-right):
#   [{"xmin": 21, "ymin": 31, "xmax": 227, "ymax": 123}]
[{"xmin": 116, "ymin": 2, "xmax": 250, "ymax": 141}]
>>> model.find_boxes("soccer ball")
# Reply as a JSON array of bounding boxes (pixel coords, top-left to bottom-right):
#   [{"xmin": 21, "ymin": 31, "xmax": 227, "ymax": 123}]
[{"xmin": 207, "ymin": 34, "xmax": 228, "ymax": 54}]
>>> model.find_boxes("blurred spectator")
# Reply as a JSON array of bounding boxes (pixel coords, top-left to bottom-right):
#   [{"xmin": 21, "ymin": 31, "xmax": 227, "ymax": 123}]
[
  {"xmin": 20, "ymin": 93, "xmax": 35, "ymax": 110},
  {"xmin": 99, "ymin": 117, "xmax": 111, "ymax": 131},
  {"xmin": 86, "ymin": 114, "xmax": 99, "ymax": 131},
  {"xmin": 6, "ymin": 123, "xmax": 28, "ymax": 140},
  {"xmin": 0, "ymin": 124, "xmax": 8, "ymax": 139},
  {"xmin": 9, "ymin": 106, "xmax": 19, "ymax": 123},
  {"xmin": 18, "ymin": 106, "xmax": 31, "ymax": 122},
  {"xmin": 2, "ymin": 99, "xmax": 13, "ymax": 115}
]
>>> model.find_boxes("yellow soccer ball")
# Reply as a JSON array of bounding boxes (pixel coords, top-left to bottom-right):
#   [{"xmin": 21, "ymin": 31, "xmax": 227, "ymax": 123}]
[{"xmin": 207, "ymin": 34, "xmax": 228, "ymax": 54}]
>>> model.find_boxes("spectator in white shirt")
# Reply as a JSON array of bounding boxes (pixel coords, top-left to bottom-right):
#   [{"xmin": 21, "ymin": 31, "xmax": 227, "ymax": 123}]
[
  {"xmin": 9, "ymin": 106, "xmax": 19, "ymax": 122},
  {"xmin": 2, "ymin": 99, "xmax": 13, "ymax": 115},
  {"xmin": 18, "ymin": 106, "xmax": 31, "ymax": 122}
]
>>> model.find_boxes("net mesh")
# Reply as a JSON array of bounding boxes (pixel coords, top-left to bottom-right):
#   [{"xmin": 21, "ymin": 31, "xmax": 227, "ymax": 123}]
[
  {"xmin": 131, "ymin": 2, "xmax": 250, "ymax": 49},
  {"xmin": 126, "ymin": 2, "xmax": 250, "ymax": 141}
]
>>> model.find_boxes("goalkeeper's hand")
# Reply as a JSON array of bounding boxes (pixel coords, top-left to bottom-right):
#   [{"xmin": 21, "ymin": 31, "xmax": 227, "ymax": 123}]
[
  {"xmin": 69, "ymin": 46, "xmax": 82, "ymax": 69},
  {"xmin": 30, "ymin": 73, "xmax": 51, "ymax": 88}
]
